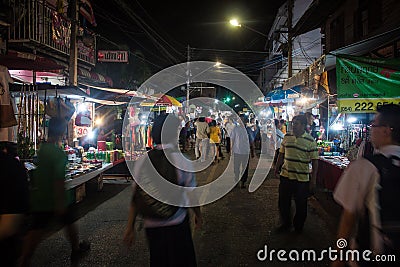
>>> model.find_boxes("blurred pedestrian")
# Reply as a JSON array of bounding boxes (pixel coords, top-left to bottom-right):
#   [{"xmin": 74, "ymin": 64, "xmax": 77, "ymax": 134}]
[
  {"xmin": 279, "ymin": 119, "xmax": 287, "ymax": 134},
  {"xmin": 194, "ymin": 117, "xmax": 210, "ymax": 162},
  {"xmin": 305, "ymin": 112, "xmax": 318, "ymax": 140},
  {"xmin": 209, "ymin": 119, "xmax": 222, "ymax": 163},
  {"xmin": 333, "ymin": 104, "xmax": 400, "ymax": 267},
  {"xmin": 231, "ymin": 114, "xmax": 251, "ymax": 188},
  {"xmin": 272, "ymin": 119, "xmax": 285, "ymax": 168},
  {"xmin": 274, "ymin": 115, "xmax": 318, "ymax": 233},
  {"xmin": 123, "ymin": 114, "xmax": 202, "ymax": 267},
  {"xmin": 224, "ymin": 117, "xmax": 235, "ymax": 154},
  {"xmin": 247, "ymin": 118, "xmax": 257, "ymax": 158},
  {"xmin": 19, "ymin": 117, "xmax": 90, "ymax": 266},
  {"xmin": 0, "ymin": 140, "xmax": 29, "ymax": 266}
]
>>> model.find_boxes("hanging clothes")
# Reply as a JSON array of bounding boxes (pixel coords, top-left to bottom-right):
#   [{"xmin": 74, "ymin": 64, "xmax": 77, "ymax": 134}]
[
  {"xmin": 0, "ymin": 66, "xmax": 17, "ymax": 128},
  {"xmin": 0, "ymin": 65, "xmax": 13, "ymax": 106}
]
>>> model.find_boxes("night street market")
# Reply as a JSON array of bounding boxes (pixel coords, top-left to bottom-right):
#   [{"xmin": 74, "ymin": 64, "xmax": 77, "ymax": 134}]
[{"xmin": 1, "ymin": 0, "xmax": 400, "ymax": 266}]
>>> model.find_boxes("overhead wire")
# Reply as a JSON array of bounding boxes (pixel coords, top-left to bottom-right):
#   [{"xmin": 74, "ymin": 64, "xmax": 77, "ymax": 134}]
[
  {"xmin": 93, "ymin": 4, "xmax": 168, "ymax": 67},
  {"xmin": 94, "ymin": 2, "xmax": 322, "ymax": 83},
  {"xmin": 134, "ymin": 0, "xmax": 186, "ymax": 52},
  {"xmin": 105, "ymin": 0, "xmax": 177, "ymax": 64},
  {"xmin": 95, "ymin": 34, "xmax": 164, "ymax": 71},
  {"xmin": 112, "ymin": 0, "xmax": 184, "ymax": 64}
]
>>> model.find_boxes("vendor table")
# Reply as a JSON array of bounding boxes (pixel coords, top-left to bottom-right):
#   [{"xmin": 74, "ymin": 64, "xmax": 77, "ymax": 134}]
[
  {"xmin": 103, "ymin": 158, "xmax": 132, "ymax": 181},
  {"xmin": 65, "ymin": 163, "xmax": 113, "ymax": 190},
  {"xmin": 317, "ymin": 157, "xmax": 348, "ymax": 191}
]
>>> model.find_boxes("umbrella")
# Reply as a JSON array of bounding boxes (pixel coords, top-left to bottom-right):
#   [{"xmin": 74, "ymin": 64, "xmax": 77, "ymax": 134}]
[
  {"xmin": 264, "ymin": 87, "xmax": 301, "ymax": 104},
  {"xmin": 140, "ymin": 93, "xmax": 182, "ymax": 107}
]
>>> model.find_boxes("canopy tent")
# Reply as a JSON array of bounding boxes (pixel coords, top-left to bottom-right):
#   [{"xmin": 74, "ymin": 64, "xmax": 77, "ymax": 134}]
[
  {"xmin": 140, "ymin": 93, "xmax": 182, "ymax": 107},
  {"xmin": 264, "ymin": 86, "xmax": 301, "ymax": 103},
  {"xmin": 10, "ymin": 84, "xmax": 135, "ymax": 106}
]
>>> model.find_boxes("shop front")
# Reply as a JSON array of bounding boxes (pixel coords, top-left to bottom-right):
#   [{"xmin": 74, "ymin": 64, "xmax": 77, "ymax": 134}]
[{"xmin": 316, "ymin": 55, "xmax": 400, "ymax": 192}]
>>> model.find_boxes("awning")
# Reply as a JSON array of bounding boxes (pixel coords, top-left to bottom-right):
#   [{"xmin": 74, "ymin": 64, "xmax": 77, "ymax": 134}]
[
  {"xmin": 9, "ymin": 82, "xmax": 129, "ymax": 106},
  {"xmin": 9, "ymin": 70, "xmax": 65, "ymax": 85},
  {"xmin": 325, "ymin": 27, "xmax": 400, "ymax": 70},
  {"xmin": 264, "ymin": 86, "xmax": 301, "ymax": 103},
  {"xmin": 0, "ymin": 50, "xmax": 64, "ymax": 71},
  {"xmin": 78, "ymin": 67, "xmax": 113, "ymax": 87},
  {"xmin": 35, "ymin": 87, "xmax": 90, "ymax": 99},
  {"xmin": 283, "ymin": 55, "xmax": 325, "ymax": 90},
  {"xmin": 78, "ymin": 82, "xmax": 151, "ymax": 98},
  {"xmin": 283, "ymin": 27, "xmax": 400, "ymax": 90},
  {"xmin": 140, "ymin": 93, "xmax": 182, "ymax": 107}
]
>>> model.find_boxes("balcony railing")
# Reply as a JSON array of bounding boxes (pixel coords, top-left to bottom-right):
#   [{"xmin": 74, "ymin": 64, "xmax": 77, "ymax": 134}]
[{"xmin": 7, "ymin": 0, "xmax": 95, "ymax": 66}]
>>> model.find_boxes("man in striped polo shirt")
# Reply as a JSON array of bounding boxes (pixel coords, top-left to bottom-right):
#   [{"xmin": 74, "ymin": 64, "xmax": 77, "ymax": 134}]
[{"xmin": 274, "ymin": 114, "xmax": 319, "ymax": 233}]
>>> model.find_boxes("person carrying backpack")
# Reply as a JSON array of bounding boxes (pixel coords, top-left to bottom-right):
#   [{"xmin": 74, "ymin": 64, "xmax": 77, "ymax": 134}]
[
  {"xmin": 123, "ymin": 114, "xmax": 202, "ymax": 267},
  {"xmin": 333, "ymin": 104, "xmax": 400, "ymax": 267}
]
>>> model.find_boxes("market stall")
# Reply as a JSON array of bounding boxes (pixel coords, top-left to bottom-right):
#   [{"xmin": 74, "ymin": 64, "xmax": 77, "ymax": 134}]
[
  {"xmin": 8, "ymin": 84, "xmax": 153, "ymax": 203},
  {"xmin": 317, "ymin": 156, "xmax": 349, "ymax": 191},
  {"xmin": 65, "ymin": 161, "xmax": 113, "ymax": 203}
]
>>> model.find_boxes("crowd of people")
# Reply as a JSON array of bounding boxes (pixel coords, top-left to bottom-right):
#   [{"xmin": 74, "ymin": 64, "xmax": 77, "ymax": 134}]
[
  {"xmin": 2, "ymin": 104, "xmax": 399, "ymax": 267},
  {"xmin": 178, "ymin": 113, "xmax": 289, "ymax": 164}
]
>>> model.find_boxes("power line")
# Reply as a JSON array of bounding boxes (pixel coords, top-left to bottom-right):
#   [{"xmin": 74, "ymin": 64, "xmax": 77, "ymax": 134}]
[
  {"xmin": 191, "ymin": 47, "xmax": 270, "ymax": 54},
  {"xmin": 134, "ymin": 0, "xmax": 186, "ymax": 51},
  {"xmin": 112, "ymin": 0, "xmax": 184, "ymax": 64}
]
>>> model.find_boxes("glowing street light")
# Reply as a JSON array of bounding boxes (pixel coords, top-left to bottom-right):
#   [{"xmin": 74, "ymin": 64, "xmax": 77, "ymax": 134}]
[
  {"xmin": 228, "ymin": 18, "xmax": 267, "ymax": 37},
  {"xmin": 229, "ymin": 19, "xmax": 241, "ymax": 27}
]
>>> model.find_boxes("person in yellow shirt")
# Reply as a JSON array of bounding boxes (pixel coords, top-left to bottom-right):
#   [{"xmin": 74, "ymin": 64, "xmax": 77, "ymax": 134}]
[
  {"xmin": 279, "ymin": 119, "xmax": 287, "ymax": 134},
  {"xmin": 209, "ymin": 120, "xmax": 222, "ymax": 163}
]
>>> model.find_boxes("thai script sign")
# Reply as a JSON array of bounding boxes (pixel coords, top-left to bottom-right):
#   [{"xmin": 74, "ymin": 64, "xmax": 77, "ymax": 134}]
[
  {"xmin": 97, "ymin": 50, "xmax": 128, "ymax": 63},
  {"xmin": 336, "ymin": 55, "xmax": 400, "ymax": 113}
]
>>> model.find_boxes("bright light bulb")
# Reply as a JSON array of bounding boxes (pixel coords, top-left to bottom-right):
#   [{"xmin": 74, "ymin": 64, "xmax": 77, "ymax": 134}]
[
  {"xmin": 95, "ymin": 117, "xmax": 103, "ymax": 126},
  {"xmin": 229, "ymin": 19, "xmax": 241, "ymax": 27}
]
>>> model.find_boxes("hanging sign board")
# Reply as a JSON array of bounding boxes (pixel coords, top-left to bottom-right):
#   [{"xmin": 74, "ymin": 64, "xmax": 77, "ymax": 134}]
[
  {"xmin": 75, "ymin": 126, "xmax": 92, "ymax": 138},
  {"xmin": 97, "ymin": 50, "xmax": 128, "ymax": 63},
  {"xmin": 336, "ymin": 55, "xmax": 400, "ymax": 113}
]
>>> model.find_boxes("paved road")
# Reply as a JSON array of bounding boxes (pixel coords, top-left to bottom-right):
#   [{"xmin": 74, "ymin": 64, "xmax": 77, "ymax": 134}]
[{"xmin": 31, "ymin": 151, "xmax": 337, "ymax": 266}]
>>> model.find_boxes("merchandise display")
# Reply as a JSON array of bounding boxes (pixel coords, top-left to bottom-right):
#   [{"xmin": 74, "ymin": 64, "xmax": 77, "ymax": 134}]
[
  {"xmin": 317, "ymin": 156, "xmax": 350, "ymax": 191},
  {"xmin": 319, "ymin": 156, "xmax": 350, "ymax": 169}
]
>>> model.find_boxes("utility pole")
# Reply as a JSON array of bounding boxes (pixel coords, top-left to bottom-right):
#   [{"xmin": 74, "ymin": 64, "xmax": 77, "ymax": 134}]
[
  {"xmin": 69, "ymin": 0, "xmax": 78, "ymax": 86},
  {"xmin": 186, "ymin": 45, "xmax": 191, "ymax": 116},
  {"xmin": 287, "ymin": 0, "xmax": 293, "ymax": 78}
]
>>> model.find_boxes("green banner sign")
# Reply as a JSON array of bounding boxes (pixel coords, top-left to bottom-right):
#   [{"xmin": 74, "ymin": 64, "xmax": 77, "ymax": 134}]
[{"xmin": 336, "ymin": 55, "xmax": 400, "ymax": 113}]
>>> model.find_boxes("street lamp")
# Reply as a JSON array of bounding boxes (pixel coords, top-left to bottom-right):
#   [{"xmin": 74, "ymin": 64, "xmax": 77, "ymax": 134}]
[
  {"xmin": 229, "ymin": 18, "xmax": 268, "ymax": 38},
  {"xmin": 229, "ymin": 19, "xmax": 241, "ymax": 27}
]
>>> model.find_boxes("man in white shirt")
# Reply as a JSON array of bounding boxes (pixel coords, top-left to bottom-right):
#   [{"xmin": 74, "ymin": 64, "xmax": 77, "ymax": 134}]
[
  {"xmin": 224, "ymin": 117, "xmax": 235, "ymax": 153},
  {"xmin": 333, "ymin": 104, "xmax": 400, "ymax": 267},
  {"xmin": 194, "ymin": 117, "xmax": 210, "ymax": 162},
  {"xmin": 230, "ymin": 114, "xmax": 251, "ymax": 188}
]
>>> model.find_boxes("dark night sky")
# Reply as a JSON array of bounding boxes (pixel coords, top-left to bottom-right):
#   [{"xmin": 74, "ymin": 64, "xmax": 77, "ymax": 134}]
[{"xmin": 93, "ymin": 0, "xmax": 287, "ymax": 77}]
